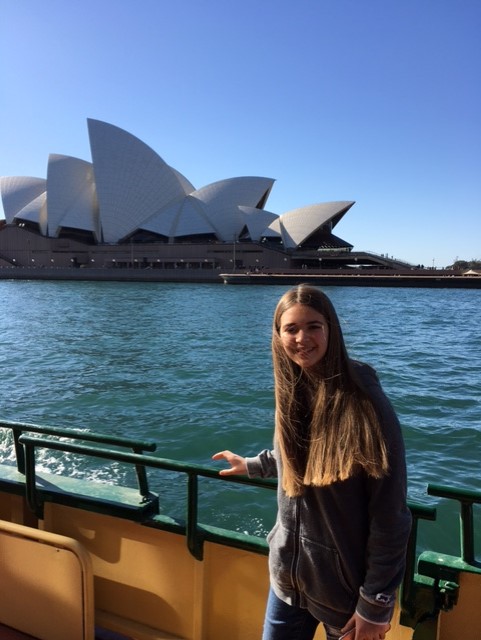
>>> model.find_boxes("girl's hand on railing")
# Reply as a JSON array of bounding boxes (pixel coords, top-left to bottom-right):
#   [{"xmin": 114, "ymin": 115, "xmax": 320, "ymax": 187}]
[{"xmin": 212, "ymin": 450, "xmax": 248, "ymax": 476}]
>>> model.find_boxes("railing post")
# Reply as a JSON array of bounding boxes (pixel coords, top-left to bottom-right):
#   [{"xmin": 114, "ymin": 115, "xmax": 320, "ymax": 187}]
[
  {"xmin": 1, "ymin": 420, "xmax": 157, "ymax": 499},
  {"xmin": 23, "ymin": 440, "xmax": 44, "ymax": 519},
  {"xmin": 187, "ymin": 473, "xmax": 203, "ymax": 560},
  {"xmin": 12, "ymin": 427, "xmax": 26, "ymax": 474},
  {"xmin": 460, "ymin": 501, "xmax": 475, "ymax": 565},
  {"xmin": 400, "ymin": 502, "xmax": 437, "ymax": 627},
  {"xmin": 428, "ymin": 484, "xmax": 481, "ymax": 566},
  {"xmin": 132, "ymin": 447, "xmax": 151, "ymax": 501}
]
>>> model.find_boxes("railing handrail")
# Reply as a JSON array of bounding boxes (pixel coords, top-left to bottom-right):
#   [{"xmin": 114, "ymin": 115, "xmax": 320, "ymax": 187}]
[
  {"xmin": 9, "ymin": 430, "xmax": 479, "ymax": 564},
  {"xmin": 17, "ymin": 433, "xmax": 276, "ymax": 559},
  {"xmin": 428, "ymin": 483, "xmax": 481, "ymax": 504},
  {"xmin": 0, "ymin": 419, "xmax": 157, "ymax": 497},
  {"xmin": 0, "ymin": 419, "xmax": 157, "ymax": 454},
  {"xmin": 428, "ymin": 483, "xmax": 481, "ymax": 565},
  {"xmin": 2, "ymin": 422, "xmax": 479, "ymax": 631},
  {"xmin": 16, "ymin": 434, "xmax": 276, "ymax": 488}
]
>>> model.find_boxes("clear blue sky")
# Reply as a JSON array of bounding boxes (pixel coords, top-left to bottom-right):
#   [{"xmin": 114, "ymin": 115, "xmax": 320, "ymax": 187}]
[{"xmin": 1, "ymin": 0, "xmax": 480, "ymax": 267}]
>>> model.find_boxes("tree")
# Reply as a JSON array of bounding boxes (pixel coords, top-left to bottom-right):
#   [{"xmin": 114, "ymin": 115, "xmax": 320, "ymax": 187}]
[{"xmin": 448, "ymin": 259, "xmax": 481, "ymax": 270}]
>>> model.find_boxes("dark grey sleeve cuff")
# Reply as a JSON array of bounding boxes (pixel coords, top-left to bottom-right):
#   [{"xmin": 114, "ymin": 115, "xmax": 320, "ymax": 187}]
[
  {"xmin": 245, "ymin": 449, "xmax": 277, "ymax": 478},
  {"xmin": 245, "ymin": 456, "xmax": 264, "ymax": 478},
  {"xmin": 356, "ymin": 587, "xmax": 396, "ymax": 625}
]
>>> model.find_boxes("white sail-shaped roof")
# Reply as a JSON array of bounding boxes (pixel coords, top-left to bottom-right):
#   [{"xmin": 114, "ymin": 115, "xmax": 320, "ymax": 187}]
[
  {"xmin": 87, "ymin": 119, "xmax": 193, "ymax": 243},
  {"xmin": 192, "ymin": 177, "xmax": 275, "ymax": 241},
  {"xmin": 140, "ymin": 195, "xmax": 215, "ymax": 238},
  {"xmin": 170, "ymin": 167, "xmax": 195, "ymax": 195},
  {"xmin": 270, "ymin": 202, "xmax": 355, "ymax": 249},
  {"xmin": 261, "ymin": 216, "xmax": 282, "ymax": 239},
  {"xmin": 0, "ymin": 176, "xmax": 46, "ymax": 223},
  {"xmin": 13, "ymin": 192, "xmax": 48, "ymax": 235},
  {"xmin": 139, "ymin": 197, "xmax": 184, "ymax": 237},
  {"xmin": 1, "ymin": 119, "xmax": 355, "ymax": 253},
  {"xmin": 238, "ymin": 206, "xmax": 279, "ymax": 241},
  {"xmin": 46, "ymin": 155, "xmax": 100, "ymax": 240},
  {"xmin": 171, "ymin": 196, "xmax": 215, "ymax": 237}
]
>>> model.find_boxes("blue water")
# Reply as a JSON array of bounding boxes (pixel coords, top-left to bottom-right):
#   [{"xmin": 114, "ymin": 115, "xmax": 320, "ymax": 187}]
[{"xmin": 0, "ymin": 281, "xmax": 480, "ymax": 555}]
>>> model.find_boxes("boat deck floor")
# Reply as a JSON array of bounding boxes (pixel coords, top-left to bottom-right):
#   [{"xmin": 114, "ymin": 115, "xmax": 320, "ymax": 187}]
[
  {"xmin": 0, "ymin": 625, "xmax": 36, "ymax": 640},
  {"xmin": 0, "ymin": 624, "xmax": 132, "ymax": 640}
]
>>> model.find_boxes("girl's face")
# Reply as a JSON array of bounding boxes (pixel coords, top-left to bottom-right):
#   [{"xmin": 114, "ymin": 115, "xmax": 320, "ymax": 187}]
[{"xmin": 279, "ymin": 303, "xmax": 329, "ymax": 369}]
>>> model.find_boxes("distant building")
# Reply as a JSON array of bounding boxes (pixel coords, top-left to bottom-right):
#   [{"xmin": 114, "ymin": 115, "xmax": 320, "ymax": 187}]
[{"xmin": 0, "ymin": 119, "xmax": 406, "ymax": 278}]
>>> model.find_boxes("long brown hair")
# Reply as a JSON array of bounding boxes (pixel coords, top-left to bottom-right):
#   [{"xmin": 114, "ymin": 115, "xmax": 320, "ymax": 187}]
[{"xmin": 272, "ymin": 285, "xmax": 389, "ymax": 497}]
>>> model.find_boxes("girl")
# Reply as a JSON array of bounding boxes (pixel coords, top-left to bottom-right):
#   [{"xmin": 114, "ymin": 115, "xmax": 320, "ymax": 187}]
[{"xmin": 213, "ymin": 285, "xmax": 411, "ymax": 640}]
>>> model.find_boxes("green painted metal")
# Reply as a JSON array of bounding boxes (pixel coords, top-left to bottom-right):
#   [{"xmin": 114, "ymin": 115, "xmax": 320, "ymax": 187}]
[
  {"xmin": 1, "ymin": 419, "xmax": 479, "ymax": 633},
  {"xmin": 428, "ymin": 484, "xmax": 481, "ymax": 566},
  {"xmin": 401, "ymin": 502, "xmax": 437, "ymax": 630},
  {"xmin": 15, "ymin": 430, "xmax": 276, "ymax": 558},
  {"xmin": 401, "ymin": 483, "xmax": 481, "ymax": 635},
  {"xmin": 0, "ymin": 419, "xmax": 156, "ymax": 497}
]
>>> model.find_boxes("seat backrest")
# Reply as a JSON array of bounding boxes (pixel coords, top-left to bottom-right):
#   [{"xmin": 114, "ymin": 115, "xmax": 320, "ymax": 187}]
[{"xmin": 0, "ymin": 519, "xmax": 94, "ymax": 640}]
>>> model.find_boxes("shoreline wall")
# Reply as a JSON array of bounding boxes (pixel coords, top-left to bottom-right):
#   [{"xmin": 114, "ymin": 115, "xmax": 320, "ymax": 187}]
[{"xmin": 1, "ymin": 266, "xmax": 480, "ymax": 288}]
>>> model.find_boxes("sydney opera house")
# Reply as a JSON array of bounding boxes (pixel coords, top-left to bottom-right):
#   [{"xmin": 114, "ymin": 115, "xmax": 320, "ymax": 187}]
[{"xmin": 0, "ymin": 119, "xmax": 407, "ymax": 282}]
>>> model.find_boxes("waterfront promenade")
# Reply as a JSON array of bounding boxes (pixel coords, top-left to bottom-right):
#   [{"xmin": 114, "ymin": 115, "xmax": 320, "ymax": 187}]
[{"xmin": 1, "ymin": 265, "xmax": 480, "ymax": 288}]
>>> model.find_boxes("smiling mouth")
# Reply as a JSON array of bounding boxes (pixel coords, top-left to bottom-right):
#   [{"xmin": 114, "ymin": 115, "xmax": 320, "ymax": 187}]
[{"xmin": 296, "ymin": 347, "xmax": 314, "ymax": 356}]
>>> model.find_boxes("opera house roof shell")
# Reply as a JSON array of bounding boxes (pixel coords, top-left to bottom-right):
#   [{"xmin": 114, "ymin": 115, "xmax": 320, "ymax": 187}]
[{"xmin": 1, "ymin": 119, "xmax": 354, "ymax": 250}]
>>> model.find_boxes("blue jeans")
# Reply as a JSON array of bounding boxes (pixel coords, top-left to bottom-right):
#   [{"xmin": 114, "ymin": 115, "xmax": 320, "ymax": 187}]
[{"xmin": 262, "ymin": 588, "xmax": 344, "ymax": 640}]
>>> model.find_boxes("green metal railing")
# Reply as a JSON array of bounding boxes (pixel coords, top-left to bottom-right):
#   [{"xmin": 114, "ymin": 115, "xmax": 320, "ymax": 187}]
[
  {"xmin": 0, "ymin": 419, "xmax": 157, "ymax": 499},
  {"xmin": 0, "ymin": 420, "xmax": 276, "ymax": 559},
  {"xmin": 428, "ymin": 483, "xmax": 481, "ymax": 566},
  {"xmin": 1, "ymin": 420, "xmax": 480, "ymax": 633},
  {"xmin": 401, "ymin": 483, "xmax": 481, "ymax": 638},
  {"xmin": 401, "ymin": 500, "xmax": 437, "ymax": 616},
  {"xmin": 16, "ymin": 433, "xmax": 275, "ymax": 558}
]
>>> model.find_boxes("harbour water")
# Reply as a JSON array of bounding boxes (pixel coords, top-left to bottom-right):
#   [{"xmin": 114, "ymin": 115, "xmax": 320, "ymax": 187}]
[{"xmin": 0, "ymin": 280, "xmax": 480, "ymax": 555}]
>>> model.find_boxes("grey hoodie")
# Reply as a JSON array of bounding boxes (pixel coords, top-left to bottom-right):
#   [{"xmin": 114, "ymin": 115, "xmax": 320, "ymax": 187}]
[{"xmin": 246, "ymin": 362, "xmax": 412, "ymax": 629}]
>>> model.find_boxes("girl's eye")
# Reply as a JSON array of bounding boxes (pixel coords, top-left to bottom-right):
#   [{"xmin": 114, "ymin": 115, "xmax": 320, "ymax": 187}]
[{"xmin": 282, "ymin": 326, "xmax": 296, "ymax": 334}]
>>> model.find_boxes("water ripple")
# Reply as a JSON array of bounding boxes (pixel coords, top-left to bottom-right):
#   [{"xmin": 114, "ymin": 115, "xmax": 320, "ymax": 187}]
[{"xmin": 1, "ymin": 282, "xmax": 480, "ymax": 551}]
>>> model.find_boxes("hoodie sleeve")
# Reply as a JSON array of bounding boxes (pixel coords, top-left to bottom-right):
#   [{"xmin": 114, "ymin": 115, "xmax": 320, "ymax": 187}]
[
  {"xmin": 354, "ymin": 363, "xmax": 412, "ymax": 624},
  {"xmin": 246, "ymin": 449, "xmax": 278, "ymax": 478}
]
